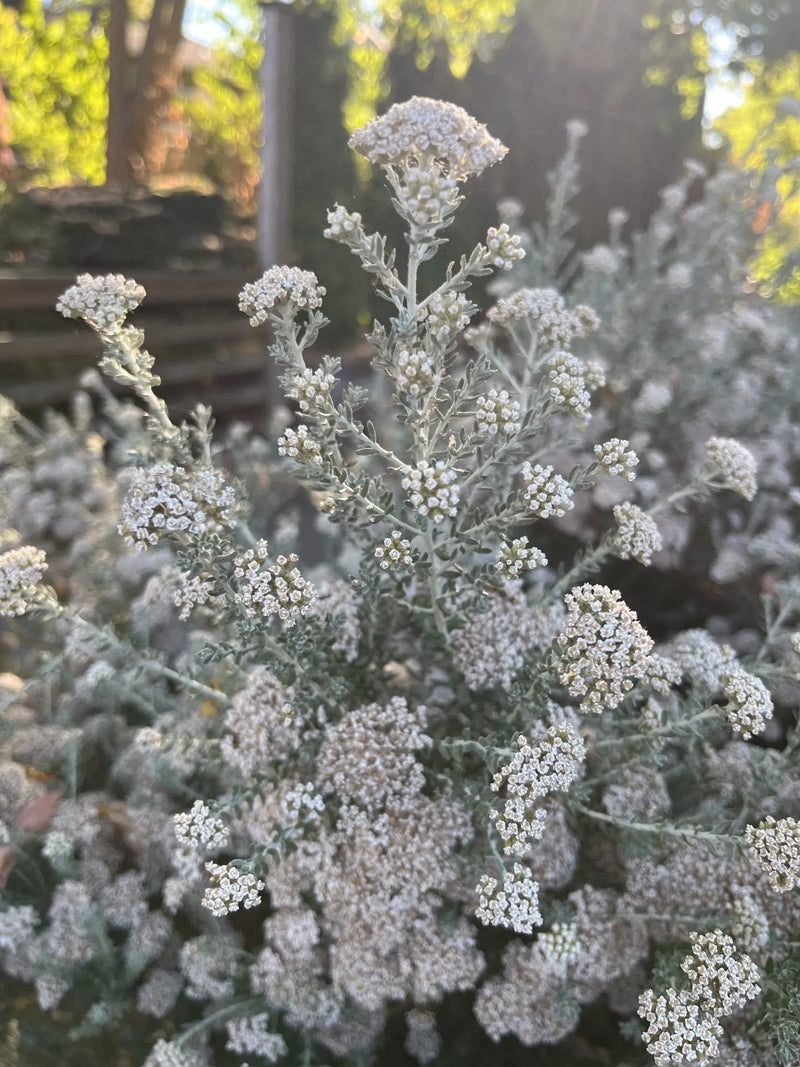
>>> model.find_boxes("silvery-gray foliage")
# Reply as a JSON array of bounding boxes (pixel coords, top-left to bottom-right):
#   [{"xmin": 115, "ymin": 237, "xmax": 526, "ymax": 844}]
[{"xmin": 0, "ymin": 98, "xmax": 798, "ymax": 1067}]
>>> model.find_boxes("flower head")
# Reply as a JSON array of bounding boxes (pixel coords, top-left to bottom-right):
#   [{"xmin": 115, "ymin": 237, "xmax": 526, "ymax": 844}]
[
  {"xmin": 349, "ymin": 96, "xmax": 507, "ymax": 180},
  {"xmin": 721, "ymin": 666, "xmax": 773, "ymax": 739},
  {"xmin": 557, "ymin": 584, "xmax": 654, "ymax": 714},
  {"xmin": 594, "ymin": 438, "xmax": 639, "ymax": 481},
  {"xmin": 521, "ymin": 462, "xmax": 574, "ymax": 518},
  {"xmin": 745, "ymin": 816, "xmax": 800, "ymax": 892},
  {"xmin": 118, "ymin": 463, "xmax": 237, "ymax": 550},
  {"xmin": 233, "ymin": 540, "xmax": 316, "ymax": 626},
  {"xmin": 239, "ymin": 266, "xmax": 325, "ymax": 326},
  {"xmin": 56, "ymin": 273, "xmax": 145, "ymax": 330},
  {"xmin": 401, "ymin": 459, "xmax": 460, "ymax": 523},
  {"xmin": 202, "ymin": 862, "xmax": 265, "ymax": 916},
  {"xmin": 0, "ymin": 545, "xmax": 48, "ymax": 616},
  {"xmin": 704, "ymin": 437, "xmax": 758, "ymax": 501},
  {"xmin": 476, "ymin": 863, "xmax": 542, "ymax": 934},
  {"xmin": 612, "ymin": 502, "xmax": 663, "ymax": 566}
]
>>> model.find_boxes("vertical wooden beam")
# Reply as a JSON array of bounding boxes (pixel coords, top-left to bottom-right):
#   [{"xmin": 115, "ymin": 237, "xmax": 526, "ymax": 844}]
[{"xmin": 258, "ymin": 2, "xmax": 294, "ymax": 269}]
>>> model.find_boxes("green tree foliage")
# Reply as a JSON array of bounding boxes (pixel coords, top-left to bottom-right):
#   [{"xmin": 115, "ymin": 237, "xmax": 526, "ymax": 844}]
[
  {"xmin": 0, "ymin": 0, "xmax": 108, "ymax": 188},
  {"xmin": 715, "ymin": 51, "xmax": 800, "ymax": 303},
  {"xmin": 180, "ymin": 7, "xmax": 263, "ymax": 205}
]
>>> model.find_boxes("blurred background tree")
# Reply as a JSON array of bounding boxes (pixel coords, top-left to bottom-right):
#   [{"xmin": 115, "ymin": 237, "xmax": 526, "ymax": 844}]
[{"xmin": 0, "ymin": 0, "xmax": 798, "ymax": 312}]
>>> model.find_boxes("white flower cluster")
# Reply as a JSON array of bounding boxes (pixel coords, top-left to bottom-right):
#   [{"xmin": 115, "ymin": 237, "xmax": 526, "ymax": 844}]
[
  {"xmin": 0, "ymin": 545, "xmax": 47, "ymax": 616},
  {"xmin": 375, "ymin": 529, "xmax": 414, "ymax": 570},
  {"xmin": 394, "ymin": 346, "xmax": 435, "ymax": 396},
  {"xmin": 453, "ymin": 589, "xmax": 564, "ymax": 690},
  {"xmin": 521, "ymin": 462, "xmax": 574, "ymax": 517},
  {"xmin": 548, "ymin": 351, "xmax": 592, "ymax": 422},
  {"xmin": 288, "ymin": 366, "xmax": 335, "ymax": 412},
  {"xmin": 476, "ymin": 863, "xmax": 542, "ymax": 934},
  {"xmin": 490, "ymin": 725, "xmax": 585, "ymax": 855},
  {"xmin": 721, "ymin": 666, "xmax": 773, "ymax": 739},
  {"xmin": 173, "ymin": 800, "xmax": 229, "ymax": 851},
  {"xmin": 538, "ymin": 922, "xmax": 580, "ymax": 969},
  {"xmin": 791, "ymin": 632, "xmax": 800, "ymax": 658},
  {"xmin": 638, "ymin": 931, "xmax": 760, "ymax": 1066},
  {"xmin": 401, "ymin": 459, "xmax": 460, "ymax": 523},
  {"xmin": 475, "ymin": 388, "xmax": 521, "ymax": 436},
  {"xmin": 704, "ymin": 437, "xmax": 758, "ymax": 501},
  {"xmin": 425, "ymin": 290, "xmax": 472, "ymax": 343},
  {"xmin": 221, "ymin": 667, "xmax": 297, "ymax": 775},
  {"xmin": 238, "ymin": 266, "xmax": 325, "ymax": 326},
  {"xmin": 485, "ymin": 224, "xmax": 525, "ymax": 269},
  {"xmin": 638, "ymin": 987, "xmax": 723, "ymax": 1066},
  {"xmin": 495, "ymin": 536, "xmax": 547, "ymax": 579},
  {"xmin": 144, "ymin": 1038, "xmax": 204, "ymax": 1067},
  {"xmin": 202, "ymin": 862, "xmax": 265, "ymax": 917},
  {"xmin": 323, "ymin": 203, "xmax": 363, "ymax": 243},
  {"xmin": 398, "ymin": 162, "xmax": 459, "ymax": 224},
  {"xmin": 405, "ymin": 1010, "xmax": 441, "ymax": 1066},
  {"xmin": 492, "ymin": 725, "xmax": 586, "ymax": 801},
  {"xmin": 277, "ymin": 425, "xmax": 323, "ymax": 465},
  {"xmin": 667, "ymin": 629, "xmax": 737, "ymax": 691},
  {"xmin": 682, "ymin": 930, "xmax": 761, "ymax": 1015},
  {"xmin": 0, "ymin": 905, "xmax": 38, "ymax": 951},
  {"xmin": 488, "ymin": 287, "xmax": 598, "ymax": 344},
  {"xmin": 744, "ymin": 816, "xmax": 800, "ymax": 892},
  {"xmin": 556, "ymin": 584, "xmax": 654, "ymax": 714},
  {"xmin": 233, "ymin": 540, "xmax": 315, "ymax": 625},
  {"xmin": 594, "ymin": 438, "xmax": 639, "ymax": 481},
  {"xmin": 348, "ymin": 96, "xmax": 507, "ymax": 180},
  {"xmin": 56, "ymin": 272, "xmax": 145, "ymax": 330},
  {"xmin": 226, "ymin": 1013, "xmax": 288, "ymax": 1062},
  {"xmin": 118, "ymin": 463, "xmax": 237, "ymax": 550},
  {"xmin": 612, "ymin": 502, "xmax": 663, "ymax": 566},
  {"xmin": 281, "ymin": 782, "xmax": 325, "ymax": 826},
  {"xmin": 171, "ymin": 573, "xmax": 213, "ymax": 621}
]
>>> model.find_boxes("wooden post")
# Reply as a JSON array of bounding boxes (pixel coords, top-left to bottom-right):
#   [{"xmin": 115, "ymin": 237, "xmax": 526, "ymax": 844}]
[{"xmin": 257, "ymin": 2, "xmax": 294, "ymax": 270}]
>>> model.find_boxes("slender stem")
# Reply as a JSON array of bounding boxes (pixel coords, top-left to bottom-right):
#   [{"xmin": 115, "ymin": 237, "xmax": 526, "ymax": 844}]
[
  {"xmin": 593, "ymin": 707, "xmax": 721, "ymax": 750},
  {"xmin": 572, "ymin": 802, "xmax": 739, "ymax": 845}
]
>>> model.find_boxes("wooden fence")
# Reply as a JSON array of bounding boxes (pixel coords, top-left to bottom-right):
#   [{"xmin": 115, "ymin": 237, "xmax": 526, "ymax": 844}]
[{"xmin": 0, "ymin": 272, "xmax": 272, "ymax": 417}]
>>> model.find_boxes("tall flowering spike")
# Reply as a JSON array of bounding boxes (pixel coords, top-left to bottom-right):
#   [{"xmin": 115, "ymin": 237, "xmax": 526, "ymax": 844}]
[
  {"xmin": 233, "ymin": 540, "xmax": 316, "ymax": 626},
  {"xmin": 745, "ymin": 816, "xmax": 800, "ymax": 892},
  {"xmin": 238, "ymin": 266, "xmax": 325, "ymax": 326},
  {"xmin": 704, "ymin": 437, "xmax": 758, "ymax": 501},
  {"xmin": 721, "ymin": 666, "xmax": 773, "ymax": 739},
  {"xmin": 0, "ymin": 546, "xmax": 48, "ymax": 616},
  {"xmin": 557, "ymin": 584, "xmax": 654, "ymax": 714},
  {"xmin": 348, "ymin": 96, "xmax": 507, "ymax": 180},
  {"xmin": 118, "ymin": 463, "xmax": 237, "ymax": 550},
  {"xmin": 476, "ymin": 863, "xmax": 542, "ymax": 934},
  {"xmin": 56, "ymin": 273, "xmax": 145, "ymax": 331}
]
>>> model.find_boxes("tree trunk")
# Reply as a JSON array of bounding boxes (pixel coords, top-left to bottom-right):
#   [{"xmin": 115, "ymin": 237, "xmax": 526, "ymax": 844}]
[{"xmin": 127, "ymin": 0, "xmax": 187, "ymax": 183}]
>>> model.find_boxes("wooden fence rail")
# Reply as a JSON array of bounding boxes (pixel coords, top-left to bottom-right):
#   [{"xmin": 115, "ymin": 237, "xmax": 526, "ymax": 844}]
[{"xmin": 0, "ymin": 272, "xmax": 271, "ymax": 416}]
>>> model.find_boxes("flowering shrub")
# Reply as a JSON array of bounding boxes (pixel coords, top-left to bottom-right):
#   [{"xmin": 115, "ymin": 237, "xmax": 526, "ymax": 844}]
[{"xmin": 0, "ymin": 97, "xmax": 799, "ymax": 1067}]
